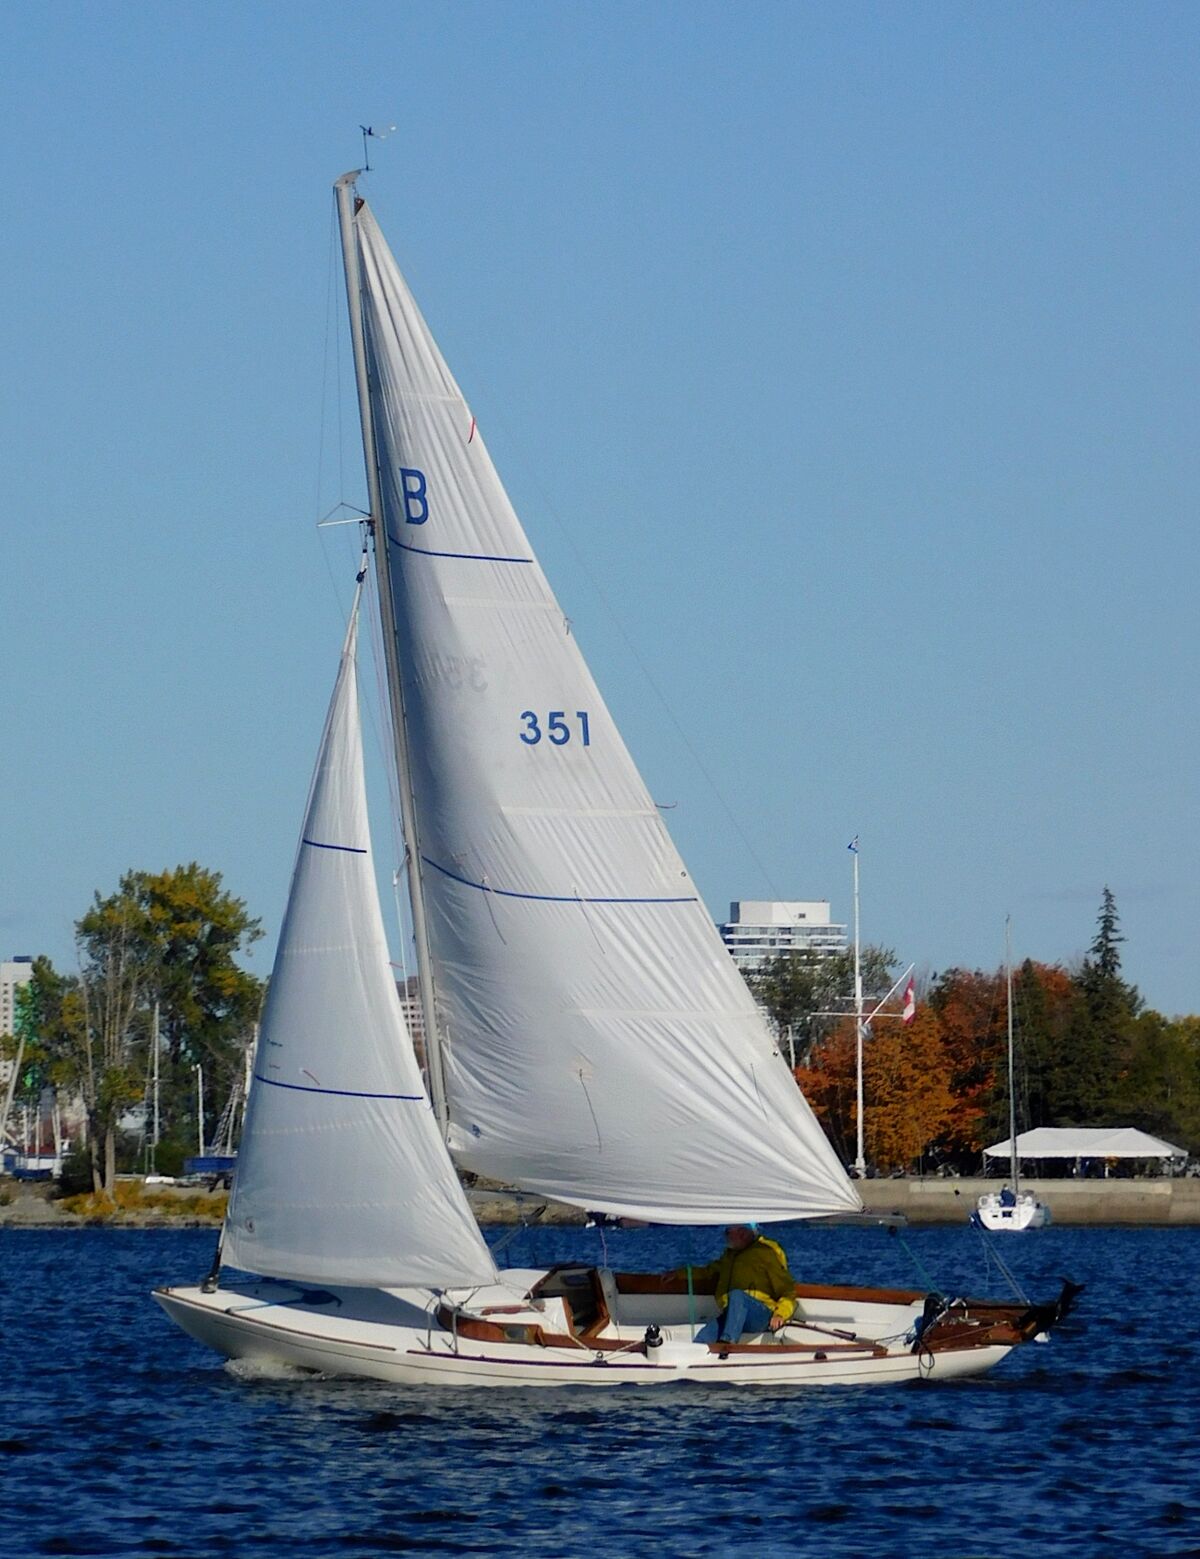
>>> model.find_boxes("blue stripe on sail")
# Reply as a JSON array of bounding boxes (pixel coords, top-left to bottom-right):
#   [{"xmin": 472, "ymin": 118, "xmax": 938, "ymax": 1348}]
[
  {"xmin": 395, "ymin": 541, "xmax": 532, "ymax": 564},
  {"xmin": 421, "ymin": 855, "xmax": 698, "ymax": 905},
  {"xmin": 254, "ymin": 1074, "xmax": 425, "ymax": 1102},
  {"xmin": 302, "ymin": 837, "xmax": 368, "ymax": 855}
]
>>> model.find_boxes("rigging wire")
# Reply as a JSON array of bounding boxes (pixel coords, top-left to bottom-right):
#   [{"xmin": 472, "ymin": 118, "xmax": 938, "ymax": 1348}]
[
  {"xmin": 886, "ymin": 1224, "xmax": 940, "ymax": 1294},
  {"xmin": 312, "ymin": 196, "xmax": 338, "ymax": 537},
  {"xmin": 972, "ymin": 1224, "xmax": 1029, "ymax": 1304}
]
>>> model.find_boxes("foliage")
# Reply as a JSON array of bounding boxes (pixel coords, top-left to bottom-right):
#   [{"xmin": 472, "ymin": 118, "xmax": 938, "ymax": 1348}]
[
  {"xmin": 864, "ymin": 1007, "xmax": 957, "ymax": 1170},
  {"xmin": 750, "ymin": 945, "xmax": 897, "ymax": 1065},
  {"xmin": 152, "ymin": 1136, "xmax": 189, "ymax": 1179},
  {"xmin": 796, "ymin": 1007, "xmax": 957, "ymax": 1172},
  {"xmin": 790, "ymin": 889, "xmax": 1200, "ymax": 1170},
  {"xmin": 794, "ymin": 1022, "xmax": 859, "ymax": 1164},
  {"xmin": 28, "ymin": 864, "xmax": 264, "ymax": 1192},
  {"xmin": 55, "ymin": 1143, "xmax": 95, "ymax": 1197},
  {"xmin": 1091, "ymin": 886, "xmax": 1125, "ymax": 979},
  {"xmin": 1049, "ymin": 889, "xmax": 1141, "ymax": 1125},
  {"xmin": 1010, "ymin": 960, "xmax": 1080, "ymax": 1134},
  {"xmin": 1115, "ymin": 1012, "xmax": 1200, "ymax": 1153},
  {"xmin": 0, "ymin": 977, "xmax": 52, "ymax": 1124},
  {"xmin": 927, "ymin": 966, "xmax": 1008, "ymax": 1155},
  {"xmin": 57, "ymin": 1182, "xmax": 227, "ymax": 1222}
]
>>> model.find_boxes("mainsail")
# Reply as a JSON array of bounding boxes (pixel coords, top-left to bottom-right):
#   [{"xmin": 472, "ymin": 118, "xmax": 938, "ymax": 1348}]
[
  {"xmin": 351, "ymin": 198, "xmax": 861, "ymax": 1224},
  {"xmin": 224, "ymin": 592, "xmax": 499, "ymax": 1287}
]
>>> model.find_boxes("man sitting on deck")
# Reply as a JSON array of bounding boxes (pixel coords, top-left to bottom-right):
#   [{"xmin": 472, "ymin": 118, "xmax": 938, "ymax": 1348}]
[{"xmin": 675, "ymin": 1224, "xmax": 797, "ymax": 1345}]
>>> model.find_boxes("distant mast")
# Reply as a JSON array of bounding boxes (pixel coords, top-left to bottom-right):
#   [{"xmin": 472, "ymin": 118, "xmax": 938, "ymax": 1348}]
[
  {"xmin": 333, "ymin": 170, "xmax": 450, "ymax": 1137},
  {"xmin": 850, "ymin": 837, "xmax": 866, "ymax": 1177},
  {"xmin": 1006, "ymin": 916, "xmax": 1019, "ymax": 1193}
]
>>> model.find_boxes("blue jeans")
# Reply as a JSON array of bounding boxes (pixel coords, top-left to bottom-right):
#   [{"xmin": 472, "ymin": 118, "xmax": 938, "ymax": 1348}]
[{"xmin": 694, "ymin": 1289, "xmax": 774, "ymax": 1344}]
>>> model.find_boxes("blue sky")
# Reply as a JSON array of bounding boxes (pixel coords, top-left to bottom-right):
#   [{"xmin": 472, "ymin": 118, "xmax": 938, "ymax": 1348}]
[{"xmin": 2, "ymin": 2, "xmax": 1197, "ymax": 1013}]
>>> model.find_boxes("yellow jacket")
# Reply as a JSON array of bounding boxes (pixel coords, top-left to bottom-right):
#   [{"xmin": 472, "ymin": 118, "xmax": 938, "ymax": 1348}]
[{"xmin": 681, "ymin": 1236, "xmax": 797, "ymax": 1323}]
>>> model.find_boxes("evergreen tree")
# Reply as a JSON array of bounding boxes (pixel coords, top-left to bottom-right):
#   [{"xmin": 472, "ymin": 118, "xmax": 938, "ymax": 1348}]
[
  {"xmin": 1011, "ymin": 960, "xmax": 1080, "ymax": 1130},
  {"xmin": 1091, "ymin": 886, "xmax": 1125, "ymax": 979},
  {"xmin": 1052, "ymin": 888, "xmax": 1141, "ymax": 1124}
]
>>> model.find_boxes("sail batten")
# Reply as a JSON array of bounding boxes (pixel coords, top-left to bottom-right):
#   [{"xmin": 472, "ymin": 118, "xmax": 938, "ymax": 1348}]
[
  {"xmin": 355, "ymin": 199, "xmax": 862, "ymax": 1224},
  {"xmin": 224, "ymin": 596, "xmax": 499, "ymax": 1288}
]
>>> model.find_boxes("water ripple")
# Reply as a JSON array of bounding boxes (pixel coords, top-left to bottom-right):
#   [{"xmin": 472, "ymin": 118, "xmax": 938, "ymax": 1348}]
[{"xmin": 4, "ymin": 1226, "xmax": 1200, "ymax": 1556}]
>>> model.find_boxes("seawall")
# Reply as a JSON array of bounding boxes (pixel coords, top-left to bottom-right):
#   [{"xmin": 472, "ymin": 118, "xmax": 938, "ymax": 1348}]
[
  {"xmin": 5, "ymin": 1176, "xmax": 1199, "ymax": 1229},
  {"xmin": 855, "ymin": 1176, "xmax": 1200, "ymax": 1226}
]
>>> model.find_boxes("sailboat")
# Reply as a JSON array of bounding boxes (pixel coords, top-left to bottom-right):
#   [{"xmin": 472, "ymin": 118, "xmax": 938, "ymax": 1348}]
[
  {"xmin": 973, "ymin": 921, "xmax": 1051, "ymax": 1232},
  {"xmin": 154, "ymin": 172, "xmax": 1077, "ymax": 1386}
]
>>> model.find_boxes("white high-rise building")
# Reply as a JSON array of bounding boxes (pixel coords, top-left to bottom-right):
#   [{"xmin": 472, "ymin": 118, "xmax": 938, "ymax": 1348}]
[
  {"xmin": 718, "ymin": 902, "xmax": 847, "ymax": 975},
  {"xmin": 1, "ymin": 957, "xmax": 34, "ymax": 1087}
]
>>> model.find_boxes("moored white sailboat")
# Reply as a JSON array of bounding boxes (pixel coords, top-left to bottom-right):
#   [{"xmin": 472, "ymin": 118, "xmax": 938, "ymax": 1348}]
[
  {"xmin": 155, "ymin": 172, "xmax": 1077, "ymax": 1386},
  {"xmin": 974, "ymin": 921, "xmax": 1051, "ymax": 1233}
]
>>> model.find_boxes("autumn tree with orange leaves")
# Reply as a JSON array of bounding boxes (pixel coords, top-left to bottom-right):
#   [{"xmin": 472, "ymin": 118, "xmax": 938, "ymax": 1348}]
[
  {"xmin": 794, "ymin": 1021, "xmax": 858, "ymax": 1166},
  {"xmin": 795, "ymin": 1004, "xmax": 956, "ymax": 1172},
  {"xmin": 783, "ymin": 889, "xmax": 1200, "ymax": 1169},
  {"xmin": 864, "ymin": 1006, "xmax": 956, "ymax": 1170},
  {"xmin": 926, "ymin": 967, "xmax": 1009, "ymax": 1157}
]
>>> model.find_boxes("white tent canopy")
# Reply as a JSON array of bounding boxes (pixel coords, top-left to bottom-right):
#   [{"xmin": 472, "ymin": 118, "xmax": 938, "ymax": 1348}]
[{"xmin": 984, "ymin": 1127, "xmax": 1187, "ymax": 1161}]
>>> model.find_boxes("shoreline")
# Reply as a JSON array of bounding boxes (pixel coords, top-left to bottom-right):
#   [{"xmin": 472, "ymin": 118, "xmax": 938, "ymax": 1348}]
[
  {"xmin": 3, "ymin": 1175, "xmax": 1200, "ymax": 1229},
  {"xmin": 0, "ymin": 1181, "xmax": 589, "ymax": 1231},
  {"xmin": 854, "ymin": 1175, "xmax": 1200, "ymax": 1226}
]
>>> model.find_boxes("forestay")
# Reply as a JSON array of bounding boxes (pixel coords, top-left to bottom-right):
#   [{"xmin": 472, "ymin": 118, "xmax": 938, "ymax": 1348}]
[
  {"xmin": 352, "ymin": 200, "xmax": 860, "ymax": 1223},
  {"xmin": 224, "ymin": 595, "xmax": 498, "ymax": 1288}
]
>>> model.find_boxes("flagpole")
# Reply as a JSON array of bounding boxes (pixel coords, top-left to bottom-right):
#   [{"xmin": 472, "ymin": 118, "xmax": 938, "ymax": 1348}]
[{"xmin": 851, "ymin": 838, "xmax": 866, "ymax": 1176}]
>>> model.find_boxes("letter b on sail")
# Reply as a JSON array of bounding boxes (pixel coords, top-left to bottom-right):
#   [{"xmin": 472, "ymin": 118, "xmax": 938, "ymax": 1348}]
[{"xmin": 399, "ymin": 468, "xmax": 429, "ymax": 525}]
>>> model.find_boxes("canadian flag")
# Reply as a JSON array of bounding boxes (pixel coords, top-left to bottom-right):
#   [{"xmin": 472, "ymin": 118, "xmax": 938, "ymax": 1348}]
[{"xmin": 902, "ymin": 976, "xmax": 916, "ymax": 1025}]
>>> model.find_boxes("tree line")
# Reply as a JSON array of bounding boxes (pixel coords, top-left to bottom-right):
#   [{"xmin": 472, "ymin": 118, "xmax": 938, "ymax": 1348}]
[
  {"xmin": 751, "ymin": 889, "xmax": 1200, "ymax": 1173},
  {"xmin": 4, "ymin": 865, "xmax": 263, "ymax": 1192},
  {"xmin": 6, "ymin": 872, "xmax": 1195, "ymax": 1189}
]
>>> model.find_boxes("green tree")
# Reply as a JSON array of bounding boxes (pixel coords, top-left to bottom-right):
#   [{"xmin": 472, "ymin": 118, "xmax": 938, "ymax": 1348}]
[
  {"xmin": 0, "ymin": 976, "xmax": 50, "ymax": 1152},
  {"xmin": 112, "ymin": 864, "xmax": 265, "ymax": 1153},
  {"xmin": 71, "ymin": 898, "xmax": 147, "ymax": 1190},
  {"xmin": 1010, "ymin": 960, "xmax": 1081, "ymax": 1133},
  {"xmin": 1105, "ymin": 1011, "xmax": 1200, "ymax": 1153},
  {"xmin": 749, "ymin": 945, "xmax": 897, "ymax": 1065},
  {"xmin": 1091, "ymin": 886, "xmax": 1125, "ymax": 979},
  {"xmin": 30, "ymin": 865, "xmax": 264, "ymax": 1191},
  {"xmin": 1051, "ymin": 887, "xmax": 1141, "ymax": 1124}
]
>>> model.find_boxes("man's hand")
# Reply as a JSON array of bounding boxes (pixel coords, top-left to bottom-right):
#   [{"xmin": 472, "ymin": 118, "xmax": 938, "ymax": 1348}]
[{"xmin": 769, "ymin": 1313, "xmax": 787, "ymax": 1331}]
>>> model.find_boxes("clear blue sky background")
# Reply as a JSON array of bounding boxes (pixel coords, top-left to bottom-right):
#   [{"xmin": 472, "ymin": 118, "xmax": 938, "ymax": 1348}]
[{"xmin": 3, "ymin": 2, "xmax": 1197, "ymax": 1013}]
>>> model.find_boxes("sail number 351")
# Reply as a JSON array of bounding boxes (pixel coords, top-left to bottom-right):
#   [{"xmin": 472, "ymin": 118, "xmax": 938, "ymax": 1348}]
[{"xmin": 520, "ymin": 711, "xmax": 591, "ymax": 747}]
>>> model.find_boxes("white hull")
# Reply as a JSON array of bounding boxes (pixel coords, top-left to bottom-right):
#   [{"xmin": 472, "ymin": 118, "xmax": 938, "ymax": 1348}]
[
  {"xmin": 974, "ymin": 1192, "xmax": 1051, "ymax": 1231},
  {"xmin": 155, "ymin": 1268, "xmax": 1014, "ymax": 1390}
]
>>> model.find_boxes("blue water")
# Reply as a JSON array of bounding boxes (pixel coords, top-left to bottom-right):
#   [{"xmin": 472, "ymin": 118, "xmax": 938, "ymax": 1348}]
[{"xmin": 3, "ymin": 1223, "xmax": 1199, "ymax": 1558}]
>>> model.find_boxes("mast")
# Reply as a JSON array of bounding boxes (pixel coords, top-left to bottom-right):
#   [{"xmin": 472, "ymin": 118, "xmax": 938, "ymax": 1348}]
[
  {"xmin": 333, "ymin": 171, "xmax": 450, "ymax": 1136},
  {"xmin": 1006, "ymin": 916, "xmax": 1018, "ymax": 1193},
  {"xmin": 151, "ymin": 1000, "xmax": 160, "ymax": 1175},
  {"xmin": 851, "ymin": 839, "xmax": 866, "ymax": 1177},
  {"xmin": 243, "ymin": 1024, "xmax": 256, "ymax": 1140}
]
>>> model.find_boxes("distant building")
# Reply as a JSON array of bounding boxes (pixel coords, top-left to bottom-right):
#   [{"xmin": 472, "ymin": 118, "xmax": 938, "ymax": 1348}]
[
  {"xmin": 1, "ymin": 957, "xmax": 34, "ymax": 1087},
  {"xmin": 718, "ymin": 902, "xmax": 847, "ymax": 976},
  {"xmin": 395, "ymin": 974, "xmax": 426, "ymax": 1069}
]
